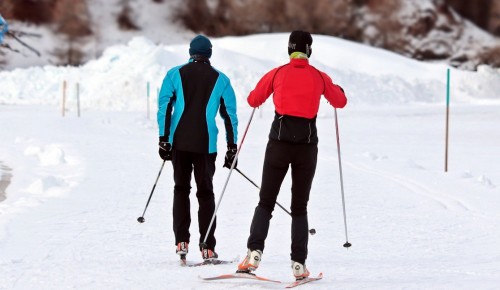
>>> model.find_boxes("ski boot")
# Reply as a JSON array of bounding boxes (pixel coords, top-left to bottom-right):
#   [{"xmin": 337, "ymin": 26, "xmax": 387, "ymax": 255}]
[
  {"xmin": 201, "ymin": 248, "xmax": 218, "ymax": 261},
  {"xmin": 176, "ymin": 242, "xmax": 188, "ymax": 262},
  {"xmin": 237, "ymin": 249, "xmax": 262, "ymax": 273},
  {"xmin": 291, "ymin": 261, "xmax": 310, "ymax": 280}
]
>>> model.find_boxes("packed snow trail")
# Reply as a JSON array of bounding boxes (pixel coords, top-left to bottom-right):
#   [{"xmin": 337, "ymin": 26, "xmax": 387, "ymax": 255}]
[{"xmin": 0, "ymin": 104, "xmax": 499, "ymax": 289}]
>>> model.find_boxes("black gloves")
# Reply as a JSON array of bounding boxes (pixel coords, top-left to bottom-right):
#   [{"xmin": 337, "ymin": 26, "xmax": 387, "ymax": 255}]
[
  {"xmin": 223, "ymin": 144, "xmax": 238, "ymax": 169},
  {"xmin": 159, "ymin": 141, "xmax": 237, "ymax": 166},
  {"xmin": 159, "ymin": 141, "xmax": 172, "ymax": 161}
]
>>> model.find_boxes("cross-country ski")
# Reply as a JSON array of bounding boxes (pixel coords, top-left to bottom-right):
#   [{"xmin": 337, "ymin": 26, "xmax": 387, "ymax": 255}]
[
  {"xmin": 285, "ymin": 273, "xmax": 324, "ymax": 288},
  {"xmin": 199, "ymin": 271, "xmax": 281, "ymax": 283},
  {"xmin": 180, "ymin": 257, "xmax": 236, "ymax": 267}
]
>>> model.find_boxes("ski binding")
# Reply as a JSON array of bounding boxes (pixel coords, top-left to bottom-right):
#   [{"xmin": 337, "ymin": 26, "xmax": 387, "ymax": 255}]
[{"xmin": 180, "ymin": 254, "xmax": 236, "ymax": 267}]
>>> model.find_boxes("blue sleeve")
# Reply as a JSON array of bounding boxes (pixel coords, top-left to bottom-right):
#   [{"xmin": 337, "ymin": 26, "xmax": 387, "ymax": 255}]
[
  {"xmin": 219, "ymin": 74, "xmax": 238, "ymax": 145},
  {"xmin": 157, "ymin": 69, "xmax": 176, "ymax": 140}
]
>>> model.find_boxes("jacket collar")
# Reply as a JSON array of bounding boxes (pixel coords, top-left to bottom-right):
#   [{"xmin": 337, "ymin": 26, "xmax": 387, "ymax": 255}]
[
  {"xmin": 189, "ymin": 55, "xmax": 211, "ymax": 64},
  {"xmin": 289, "ymin": 58, "xmax": 309, "ymax": 65}
]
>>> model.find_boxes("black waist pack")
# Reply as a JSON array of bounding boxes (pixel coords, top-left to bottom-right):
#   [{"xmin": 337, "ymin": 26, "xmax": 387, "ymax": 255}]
[{"xmin": 269, "ymin": 112, "xmax": 318, "ymax": 144}]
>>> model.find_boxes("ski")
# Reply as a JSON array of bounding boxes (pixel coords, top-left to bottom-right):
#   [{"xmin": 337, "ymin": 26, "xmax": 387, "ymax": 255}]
[
  {"xmin": 285, "ymin": 272, "xmax": 323, "ymax": 288},
  {"xmin": 200, "ymin": 271, "xmax": 281, "ymax": 283},
  {"xmin": 180, "ymin": 254, "xmax": 236, "ymax": 267},
  {"xmin": 185, "ymin": 259, "xmax": 235, "ymax": 267}
]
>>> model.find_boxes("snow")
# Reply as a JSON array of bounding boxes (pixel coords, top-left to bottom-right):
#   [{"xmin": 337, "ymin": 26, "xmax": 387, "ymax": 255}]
[{"xmin": 1, "ymin": 33, "xmax": 500, "ymax": 289}]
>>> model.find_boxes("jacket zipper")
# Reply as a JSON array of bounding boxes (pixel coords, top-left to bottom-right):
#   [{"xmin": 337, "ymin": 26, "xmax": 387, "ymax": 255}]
[
  {"xmin": 278, "ymin": 115, "xmax": 283, "ymax": 140},
  {"xmin": 308, "ymin": 122, "xmax": 312, "ymax": 143}
]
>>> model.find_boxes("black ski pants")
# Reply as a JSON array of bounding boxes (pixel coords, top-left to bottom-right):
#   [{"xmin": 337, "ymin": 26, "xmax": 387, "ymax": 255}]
[
  {"xmin": 247, "ymin": 140, "xmax": 318, "ymax": 264},
  {"xmin": 171, "ymin": 149, "xmax": 217, "ymax": 251}
]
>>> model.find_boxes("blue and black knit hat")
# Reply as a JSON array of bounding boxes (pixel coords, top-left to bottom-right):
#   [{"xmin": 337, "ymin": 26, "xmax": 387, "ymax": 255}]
[
  {"xmin": 288, "ymin": 30, "xmax": 313, "ymax": 57},
  {"xmin": 189, "ymin": 35, "xmax": 212, "ymax": 58}
]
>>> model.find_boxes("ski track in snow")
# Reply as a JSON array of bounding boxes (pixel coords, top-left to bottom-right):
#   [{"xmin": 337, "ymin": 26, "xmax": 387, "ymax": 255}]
[
  {"xmin": 347, "ymin": 161, "xmax": 471, "ymax": 211},
  {"xmin": 0, "ymin": 105, "xmax": 499, "ymax": 290}
]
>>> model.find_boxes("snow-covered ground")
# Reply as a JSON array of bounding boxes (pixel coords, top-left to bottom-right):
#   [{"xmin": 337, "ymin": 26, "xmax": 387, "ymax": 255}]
[{"xmin": 0, "ymin": 34, "xmax": 499, "ymax": 289}]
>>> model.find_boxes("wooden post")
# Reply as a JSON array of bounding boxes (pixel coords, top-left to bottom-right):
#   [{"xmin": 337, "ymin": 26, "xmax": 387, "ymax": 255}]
[
  {"xmin": 444, "ymin": 68, "xmax": 450, "ymax": 172},
  {"xmin": 62, "ymin": 80, "xmax": 67, "ymax": 117},
  {"xmin": 76, "ymin": 82, "xmax": 81, "ymax": 117},
  {"xmin": 147, "ymin": 82, "xmax": 150, "ymax": 119}
]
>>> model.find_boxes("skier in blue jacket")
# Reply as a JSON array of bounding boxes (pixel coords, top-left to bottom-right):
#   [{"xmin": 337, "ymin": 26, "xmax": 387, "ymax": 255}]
[
  {"xmin": 0, "ymin": 14, "xmax": 40, "ymax": 56},
  {"xmin": 0, "ymin": 14, "xmax": 8, "ymax": 45},
  {"xmin": 157, "ymin": 35, "xmax": 238, "ymax": 262}
]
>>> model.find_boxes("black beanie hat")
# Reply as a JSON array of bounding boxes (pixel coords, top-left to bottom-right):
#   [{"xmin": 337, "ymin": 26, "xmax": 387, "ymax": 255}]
[
  {"xmin": 288, "ymin": 30, "xmax": 313, "ymax": 57},
  {"xmin": 189, "ymin": 35, "xmax": 212, "ymax": 58}
]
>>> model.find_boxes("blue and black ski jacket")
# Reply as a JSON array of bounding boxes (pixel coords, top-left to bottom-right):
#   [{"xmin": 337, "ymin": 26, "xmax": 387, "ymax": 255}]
[{"xmin": 157, "ymin": 57, "xmax": 238, "ymax": 154}]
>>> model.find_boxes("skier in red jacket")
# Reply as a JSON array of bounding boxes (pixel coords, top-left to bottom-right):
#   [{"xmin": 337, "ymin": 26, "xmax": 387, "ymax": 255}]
[{"xmin": 238, "ymin": 30, "xmax": 347, "ymax": 280}]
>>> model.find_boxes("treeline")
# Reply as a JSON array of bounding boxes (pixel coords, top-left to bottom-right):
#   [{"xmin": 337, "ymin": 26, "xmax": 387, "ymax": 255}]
[
  {"xmin": 1, "ymin": 0, "xmax": 499, "ymax": 68},
  {"xmin": 0, "ymin": 0, "xmax": 139, "ymax": 65},
  {"xmin": 447, "ymin": 0, "xmax": 500, "ymax": 36},
  {"xmin": 174, "ymin": 0, "xmax": 500, "ymax": 69}
]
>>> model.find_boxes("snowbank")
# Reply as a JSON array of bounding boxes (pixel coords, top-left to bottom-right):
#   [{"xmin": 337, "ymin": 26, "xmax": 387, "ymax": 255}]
[{"xmin": 1, "ymin": 34, "xmax": 499, "ymax": 112}]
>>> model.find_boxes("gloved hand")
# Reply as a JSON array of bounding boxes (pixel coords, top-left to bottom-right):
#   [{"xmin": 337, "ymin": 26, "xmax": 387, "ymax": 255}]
[
  {"xmin": 159, "ymin": 141, "xmax": 172, "ymax": 161},
  {"xmin": 223, "ymin": 144, "xmax": 238, "ymax": 169}
]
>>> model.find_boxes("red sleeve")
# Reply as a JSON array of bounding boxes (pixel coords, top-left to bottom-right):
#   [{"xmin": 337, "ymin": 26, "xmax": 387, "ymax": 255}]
[
  {"xmin": 247, "ymin": 67, "xmax": 279, "ymax": 108},
  {"xmin": 322, "ymin": 72, "xmax": 347, "ymax": 108}
]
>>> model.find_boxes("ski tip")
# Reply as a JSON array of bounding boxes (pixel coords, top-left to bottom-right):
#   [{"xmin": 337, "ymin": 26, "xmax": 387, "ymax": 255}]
[{"xmin": 285, "ymin": 273, "xmax": 323, "ymax": 288}]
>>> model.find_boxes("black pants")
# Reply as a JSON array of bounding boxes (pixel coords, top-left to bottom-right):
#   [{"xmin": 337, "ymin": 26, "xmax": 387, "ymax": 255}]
[
  {"xmin": 171, "ymin": 149, "xmax": 217, "ymax": 251},
  {"xmin": 247, "ymin": 140, "xmax": 318, "ymax": 264}
]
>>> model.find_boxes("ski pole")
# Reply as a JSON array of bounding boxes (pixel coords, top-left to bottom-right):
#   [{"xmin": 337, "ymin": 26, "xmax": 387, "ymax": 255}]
[
  {"xmin": 334, "ymin": 108, "xmax": 351, "ymax": 248},
  {"xmin": 137, "ymin": 160, "xmax": 166, "ymax": 223},
  {"xmin": 235, "ymin": 168, "xmax": 291, "ymax": 214},
  {"xmin": 6, "ymin": 31, "xmax": 41, "ymax": 56},
  {"xmin": 235, "ymin": 168, "xmax": 317, "ymax": 235},
  {"xmin": 200, "ymin": 108, "xmax": 256, "ymax": 248},
  {"xmin": 8, "ymin": 30, "xmax": 42, "ymax": 38}
]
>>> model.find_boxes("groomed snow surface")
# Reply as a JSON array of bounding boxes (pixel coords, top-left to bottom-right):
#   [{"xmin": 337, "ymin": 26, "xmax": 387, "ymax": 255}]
[{"xmin": 0, "ymin": 34, "xmax": 499, "ymax": 289}]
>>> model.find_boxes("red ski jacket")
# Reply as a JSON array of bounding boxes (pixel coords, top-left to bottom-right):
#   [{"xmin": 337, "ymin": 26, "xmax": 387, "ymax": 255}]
[{"xmin": 247, "ymin": 58, "xmax": 347, "ymax": 118}]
